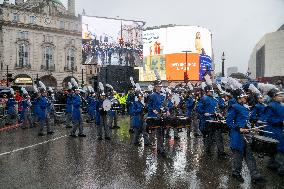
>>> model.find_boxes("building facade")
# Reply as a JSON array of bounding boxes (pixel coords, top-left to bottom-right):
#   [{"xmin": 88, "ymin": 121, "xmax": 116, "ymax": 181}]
[
  {"xmin": 248, "ymin": 25, "xmax": 284, "ymax": 79},
  {"xmin": 0, "ymin": 0, "xmax": 85, "ymax": 88}
]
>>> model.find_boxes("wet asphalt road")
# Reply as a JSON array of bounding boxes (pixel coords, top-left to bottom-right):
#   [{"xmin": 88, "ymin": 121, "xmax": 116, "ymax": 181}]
[{"xmin": 0, "ymin": 116, "xmax": 283, "ymax": 189}]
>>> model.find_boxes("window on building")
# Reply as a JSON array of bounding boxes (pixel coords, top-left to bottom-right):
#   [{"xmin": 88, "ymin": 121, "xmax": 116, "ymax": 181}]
[
  {"xmin": 59, "ymin": 20, "xmax": 65, "ymax": 29},
  {"xmin": 67, "ymin": 48, "xmax": 75, "ymax": 70},
  {"xmin": 29, "ymin": 16, "xmax": 37, "ymax": 24},
  {"xmin": 13, "ymin": 13, "xmax": 19, "ymax": 22},
  {"xmin": 43, "ymin": 35, "xmax": 54, "ymax": 43},
  {"xmin": 90, "ymin": 69, "xmax": 93, "ymax": 75},
  {"xmin": 18, "ymin": 31, "xmax": 29, "ymax": 40},
  {"xmin": 18, "ymin": 44, "xmax": 28, "ymax": 67},
  {"xmin": 43, "ymin": 46, "xmax": 54, "ymax": 70}
]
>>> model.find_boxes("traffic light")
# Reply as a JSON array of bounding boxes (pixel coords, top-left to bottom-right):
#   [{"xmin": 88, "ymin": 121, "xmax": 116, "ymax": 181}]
[{"xmin": 7, "ymin": 73, "xmax": 13, "ymax": 82}]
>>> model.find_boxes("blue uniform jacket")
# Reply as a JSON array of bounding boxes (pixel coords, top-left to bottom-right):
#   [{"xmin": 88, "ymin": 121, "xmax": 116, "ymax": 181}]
[
  {"xmin": 265, "ymin": 101, "xmax": 284, "ymax": 152},
  {"xmin": 38, "ymin": 96, "xmax": 49, "ymax": 121},
  {"xmin": 250, "ymin": 103, "xmax": 267, "ymax": 123},
  {"xmin": 164, "ymin": 99, "xmax": 174, "ymax": 114},
  {"xmin": 126, "ymin": 93, "xmax": 135, "ymax": 113},
  {"xmin": 196, "ymin": 95, "xmax": 218, "ymax": 131},
  {"xmin": 33, "ymin": 97, "xmax": 40, "ymax": 116},
  {"xmin": 147, "ymin": 92, "xmax": 164, "ymax": 118},
  {"xmin": 130, "ymin": 101, "xmax": 144, "ymax": 128},
  {"xmin": 47, "ymin": 98, "xmax": 54, "ymax": 114},
  {"xmin": 226, "ymin": 103, "xmax": 250, "ymax": 153},
  {"xmin": 6, "ymin": 98, "xmax": 17, "ymax": 115},
  {"xmin": 185, "ymin": 97, "xmax": 195, "ymax": 117},
  {"xmin": 228, "ymin": 98, "xmax": 237, "ymax": 110},
  {"xmin": 65, "ymin": 94, "xmax": 73, "ymax": 113},
  {"xmin": 86, "ymin": 96, "xmax": 96, "ymax": 114},
  {"xmin": 217, "ymin": 97, "xmax": 225, "ymax": 110},
  {"xmin": 72, "ymin": 94, "xmax": 82, "ymax": 122},
  {"xmin": 21, "ymin": 99, "xmax": 31, "ymax": 114}
]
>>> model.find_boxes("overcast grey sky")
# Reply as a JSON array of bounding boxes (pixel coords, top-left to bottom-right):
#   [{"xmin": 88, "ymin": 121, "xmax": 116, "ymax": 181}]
[{"xmin": 3, "ymin": 0, "xmax": 284, "ymax": 74}]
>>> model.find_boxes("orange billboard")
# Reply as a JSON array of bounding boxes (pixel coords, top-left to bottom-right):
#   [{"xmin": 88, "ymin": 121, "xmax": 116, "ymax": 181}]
[{"xmin": 165, "ymin": 53, "xmax": 200, "ymax": 80}]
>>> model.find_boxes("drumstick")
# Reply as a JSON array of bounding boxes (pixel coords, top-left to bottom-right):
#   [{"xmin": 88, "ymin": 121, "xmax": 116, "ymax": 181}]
[
  {"xmin": 243, "ymin": 135, "xmax": 249, "ymax": 144},
  {"xmin": 249, "ymin": 125, "xmax": 267, "ymax": 131},
  {"xmin": 256, "ymin": 130, "xmax": 273, "ymax": 134}
]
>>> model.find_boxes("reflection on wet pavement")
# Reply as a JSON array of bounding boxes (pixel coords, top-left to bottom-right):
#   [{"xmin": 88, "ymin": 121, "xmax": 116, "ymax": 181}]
[{"xmin": 0, "ymin": 116, "xmax": 283, "ymax": 189}]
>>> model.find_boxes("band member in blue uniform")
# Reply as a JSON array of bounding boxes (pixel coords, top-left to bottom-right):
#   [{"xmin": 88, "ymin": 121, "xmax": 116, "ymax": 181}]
[
  {"xmin": 164, "ymin": 93, "xmax": 179, "ymax": 140},
  {"xmin": 127, "ymin": 87, "xmax": 135, "ymax": 133},
  {"xmin": 21, "ymin": 94, "xmax": 33, "ymax": 129},
  {"xmin": 86, "ymin": 92, "xmax": 96, "ymax": 123},
  {"xmin": 185, "ymin": 92, "xmax": 200, "ymax": 137},
  {"xmin": 32, "ymin": 91, "xmax": 41, "ymax": 127},
  {"xmin": 96, "ymin": 93, "xmax": 111, "ymax": 140},
  {"xmin": 226, "ymin": 89, "xmax": 265, "ymax": 183},
  {"xmin": 265, "ymin": 89, "xmax": 284, "ymax": 176},
  {"xmin": 38, "ymin": 88, "xmax": 54, "ymax": 136},
  {"xmin": 196, "ymin": 86, "xmax": 227, "ymax": 158},
  {"xmin": 108, "ymin": 91, "xmax": 120, "ymax": 129},
  {"xmin": 130, "ymin": 92, "xmax": 151, "ymax": 146},
  {"xmin": 70, "ymin": 88, "xmax": 86, "ymax": 137},
  {"xmin": 147, "ymin": 80, "xmax": 166, "ymax": 157},
  {"xmin": 6, "ymin": 93, "xmax": 17, "ymax": 125},
  {"xmin": 250, "ymin": 94, "xmax": 267, "ymax": 125}
]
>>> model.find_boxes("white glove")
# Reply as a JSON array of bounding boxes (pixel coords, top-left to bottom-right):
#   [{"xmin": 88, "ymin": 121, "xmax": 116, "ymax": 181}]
[{"xmin": 204, "ymin": 113, "xmax": 210, "ymax": 117}]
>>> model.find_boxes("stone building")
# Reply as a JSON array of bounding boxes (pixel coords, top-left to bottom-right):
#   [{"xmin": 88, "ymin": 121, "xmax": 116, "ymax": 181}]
[
  {"xmin": 248, "ymin": 25, "xmax": 284, "ymax": 79},
  {"xmin": 0, "ymin": 0, "xmax": 86, "ymax": 88}
]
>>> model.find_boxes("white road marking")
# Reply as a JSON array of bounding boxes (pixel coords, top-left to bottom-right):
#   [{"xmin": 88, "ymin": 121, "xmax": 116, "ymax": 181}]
[{"xmin": 0, "ymin": 135, "xmax": 68, "ymax": 157}]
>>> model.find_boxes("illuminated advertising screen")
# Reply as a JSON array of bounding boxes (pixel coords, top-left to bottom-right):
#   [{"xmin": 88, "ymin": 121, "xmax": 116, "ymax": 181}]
[
  {"xmin": 166, "ymin": 53, "xmax": 200, "ymax": 81},
  {"xmin": 139, "ymin": 25, "xmax": 212, "ymax": 81},
  {"xmin": 82, "ymin": 16, "xmax": 144, "ymax": 66},
  {"xmin": 199, "ymin": 54, "xmax": 212, "ymax": 80}
]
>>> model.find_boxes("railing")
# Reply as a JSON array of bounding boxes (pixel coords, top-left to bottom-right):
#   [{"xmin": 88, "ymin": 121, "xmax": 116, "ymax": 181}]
[
  {"xmin": 15, "ymin": 64, "xmax": 31, "ymax": 69},
  {"xmin": 41, "ymin": 64, "xmax": 55, "ymax": 71}
]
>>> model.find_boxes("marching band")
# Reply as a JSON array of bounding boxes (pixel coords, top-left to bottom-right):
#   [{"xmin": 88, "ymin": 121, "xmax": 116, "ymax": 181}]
[{"xmin": 1, "ymin": 75, "xmax": 284, "ymax": 184}]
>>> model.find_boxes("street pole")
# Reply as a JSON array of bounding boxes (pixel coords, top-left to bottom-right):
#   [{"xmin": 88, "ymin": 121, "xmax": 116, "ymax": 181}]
[
  {"xmin": 221, "ymin": 52, "xmax": 225, "ymax": 77},
  {"xmin": 6, "ymin": 65, "xmax": 8, "ymax": 87},
  {"xmin": 81, "ymin": 68, "xmax": 84, "ymax": 87},
  {"xmin": 182, "ymin": 50, "xmax": 191, "ymax": 85}
]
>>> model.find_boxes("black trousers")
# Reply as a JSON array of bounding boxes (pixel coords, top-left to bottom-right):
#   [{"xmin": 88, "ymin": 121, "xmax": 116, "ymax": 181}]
[
  {"xmin": 232, "ymin": 145, "xmax": 259, "ymax": 178},
  {"xmin": 203, "ymin": 129, "xmax": 225, "ymax": 154}
]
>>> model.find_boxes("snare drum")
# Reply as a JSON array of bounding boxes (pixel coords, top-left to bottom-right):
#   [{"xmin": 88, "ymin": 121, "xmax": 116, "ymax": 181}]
[
  {"xmin": 164, "ymin": 117, "xmax": 177, "ymax": 128},
  {"xmin": 205, "ymin": 120, "xmax": 228, "ymax": 133},
  {"xmin": 251, "ymin": 135, "xmax": 279, "ymax": 156},
  {"xmin": 176, "ymin": 116, "xmax": 191, "ymax": 128},
  {"xmin": 146, "ymin": 117, "xmax": 163, "ymax": 129}
]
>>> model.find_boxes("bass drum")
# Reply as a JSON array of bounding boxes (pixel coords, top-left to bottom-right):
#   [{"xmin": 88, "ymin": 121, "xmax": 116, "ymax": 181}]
[
  {"xmin": 103, "ymin": 99, "xmax": 112, "ymax": 111},
  {"xmin": 251, "ymin": 135, "xmax": 279, "ymax": 156}
]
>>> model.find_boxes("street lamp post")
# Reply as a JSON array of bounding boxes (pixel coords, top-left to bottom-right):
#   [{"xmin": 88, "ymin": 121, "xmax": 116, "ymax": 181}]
[
  {"xmin": 81, "ymin": 68, "xmax": 84, "ymax": 87},
  {"xmin": 221, "ymin": 52, "xmax": 225, "ymax": 77},
  {"xmin": 6, "ymin": 65, "xmax": 8, "ymax": 87},
  {"xmin": 182, "ymin": 50, "xmax": 191, "ymax": 85}
]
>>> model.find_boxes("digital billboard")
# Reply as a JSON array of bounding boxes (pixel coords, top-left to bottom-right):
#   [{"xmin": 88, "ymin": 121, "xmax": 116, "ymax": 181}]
[
  {"xmin": 82, "ymin": 16, "xmax": 144, "ymax": 66},
  {"xmin": 166, "ymin": 53, "xmax": 200, "ymax": 81},
  {"xmin": 139, "ymin": 25, "xmax": 213, "ymax": 81}
]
